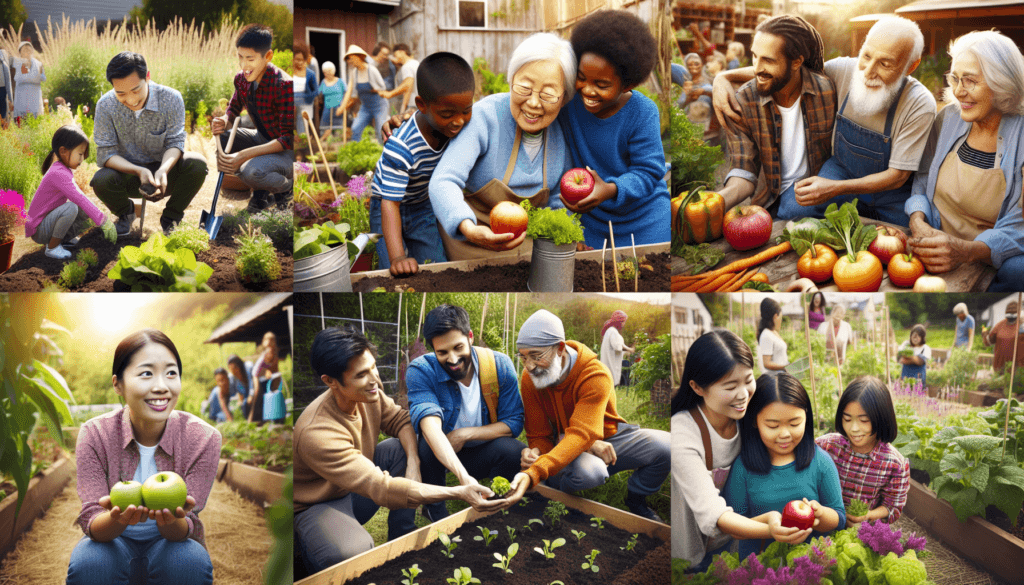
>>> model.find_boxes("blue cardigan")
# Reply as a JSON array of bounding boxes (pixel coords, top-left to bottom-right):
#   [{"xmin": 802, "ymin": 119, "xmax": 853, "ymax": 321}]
[
  {"xmin": 406, "ymin": 347, "xmax": 525, "ymax": 438},
  {"xmin": 905, "ymin": 103, "xmax": 1024, "ymax": 268},
  {"xmin": 297, "ymin": 67, "xmax": 317, "ymax": 105}
]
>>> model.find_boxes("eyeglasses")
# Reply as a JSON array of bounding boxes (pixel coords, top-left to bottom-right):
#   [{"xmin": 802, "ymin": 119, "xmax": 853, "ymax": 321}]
[
  {"xmin": 945, "ymin": 72, "xmax": 980, "ymax": 92},
  {"xmin": 511, "ymin": 83, "xmax": 562, "ymax": 104},
  {"xmin": 517, "ymin": 346, "xmax": 557, "ymax": 367}
]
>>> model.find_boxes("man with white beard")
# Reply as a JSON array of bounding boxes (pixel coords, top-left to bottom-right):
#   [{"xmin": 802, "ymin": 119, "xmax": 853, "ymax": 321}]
[
  {"xmin": 500, "ymin": 310, "xmax": 670, "ymax": 522},
  {"xmin": 715, "ymin": 16, "xmax": 936, "ymax": 225}
]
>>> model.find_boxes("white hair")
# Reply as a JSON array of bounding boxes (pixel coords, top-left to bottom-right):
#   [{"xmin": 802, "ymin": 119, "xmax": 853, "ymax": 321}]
[
  {"xmin": 944, "ymin": 30, "xmax": 1024, "ymax": 116},
  {"xmin": 865, "ymin": 16, "xmax": 924, "ymax": 69},
  {"xmin": 507, "ymin": 32, "xmax": 577, "ymax": 102},
  {"xmin": 322, "ymin": 61, "xmax": 336, "ymax": 75},
  {"xmin": 727, "ymin": 41, "xmax": 745, "ymax": 60},
  {"xmin": 953, "ymin": 303, "xmax": 968, "ymax": 315}
]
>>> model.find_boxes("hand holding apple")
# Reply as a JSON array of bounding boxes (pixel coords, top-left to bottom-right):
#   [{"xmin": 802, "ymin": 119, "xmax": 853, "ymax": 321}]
[
  {"xmin": 109, "ymin": 480, "xmax": 144, "ymax": 510},
  {"xmin": 765, "ymin": 510, "xmax": 813, "ymax": 544},
  {"xmin": 868, "ymin": 225, "xmax": 908, "ymax": 265},
  {"xmin": 559, "ymin": 168, "xmax": 595, "ymax": 204},
  {"xmin": 781, "ymin": 499, "xmax": 816, "ymax": 530},
  {"xmin": 560, "ymin": 167, "xmax": 616, "ymax": 214},
  {"xmin": 462, "ymin": 219, "xmax": 527, "ymax": 252},
  {"xmin": 142, "ymin": 471, "xmax": 188, "ymax": 512},
  {"xmin": 149, "ymin": 495, "xmax": 196, "ymax": 527},
  {"xmin": 489, "ymin": 202, "xmax": 529, "ymax": 240},
  {"xmin": 99, "ymin": 495, "xmax": 149, "ymax": 526}
]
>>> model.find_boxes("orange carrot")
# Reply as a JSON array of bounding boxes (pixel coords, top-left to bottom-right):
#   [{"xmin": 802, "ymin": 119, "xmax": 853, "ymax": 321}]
[
  {"xmin": 694, "ymin": 242, "xmax": 793, "ymax": 279},
  {"xmin": 722, "ymin": 270, "xmax": 758, "ymax": 292},
  {"xmin": 696, "ymin": 273, "xmax": 735, "ymax": 293},
  {"xmin": 715, "ymin": 269, "xmax": 750, "ymax": 292},
  {"xmin": 683, "ymin": 273, "xmax": 720, "ymax": 292}
]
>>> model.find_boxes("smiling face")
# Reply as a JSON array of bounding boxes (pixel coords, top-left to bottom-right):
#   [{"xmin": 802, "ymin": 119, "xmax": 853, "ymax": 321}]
[
  {"xmin": 19, "ymin": 44, "xmax": 32, "ymax": 59},
  {"xmin": 910, "ymin": 331, "xmax": 923, "ymax": 346},
  {"xmin": 751, "ymin": 32, "xmax": 798, "ymax": 98},
  {"xmin": 215, "ymin": 372, "xmax": 230, "ymax": 391},
  {"xmin": 841, "ymin": 400, "xmax": 877, "ymax": 454},
  {"xmin": 238, "ymin": 46, "xmax": 272, "ymax": 83},
  {"xmin": 575, "ymin": 52, "xmax": 627, "ymax": 119},
  {"xmin": 692, "ymin": 364, "xmax": 756, "ymax": 423},
  {"xmin": 328, "ymin": 349, "xmax": 382, "ymax": 413},
  {"xmin": 949, "ymin": 52, "xmax": 998, "ymax": 125},
  {"xmin": 292, "ymin": 52, "xmax": 307, "ymax": 73},
  {"xmin": 114, "ymin": 342, "xmax": 181, "ymax": 441},
  {"xmin": 431, "ymin": 328, "xmax": 474, "ymax": 384},
  {"xmin": 111, "ymin": 71, "xmax": 150, "ymax": 112},
  {"xmin": 418, "ymin": 90, "xmax": 474, "ymax": 140},
  {"xmin": 685, "ymin": 56, "xmax": 703, "ymax": 79},
  {"xmin": 509, "ymin": 59, "xmax": 566, "ymax": 134},
  {"xmin": 60, "ymin": 142, "xmax": 87, "ymax": 170},
  {"xmin": 756, "ymin": 400, "xmax": 806, "ymax": 465},
  {"xmin": 850, "ymin": 35, "xmax": 911, "ymax": 115}
]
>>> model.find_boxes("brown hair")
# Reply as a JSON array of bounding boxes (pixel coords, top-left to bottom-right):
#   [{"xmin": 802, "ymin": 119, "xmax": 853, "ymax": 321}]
[{"xmin": 755, "ymin": 14, "xmax": 824, "ymax": 73}]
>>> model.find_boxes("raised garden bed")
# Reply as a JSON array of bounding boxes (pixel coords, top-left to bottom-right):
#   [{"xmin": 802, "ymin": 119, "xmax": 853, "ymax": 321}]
[
  {"xmin": 904, "ymin": 478, "xmax": 1024, "ymax": 585},
  {"xmin": 216, "ymin": 459, "xmax": 286, "ymax": 506},
  {"xmin": 297, "ymin": 484, "xmax": 670, "ymax": 585},
  {"xmin": 0, "ymin": 454, "xmax": 74, "ymax": 556},
  {"xmin": 352, "ymin": 246, "xmax": 671, "ymax": 292}
]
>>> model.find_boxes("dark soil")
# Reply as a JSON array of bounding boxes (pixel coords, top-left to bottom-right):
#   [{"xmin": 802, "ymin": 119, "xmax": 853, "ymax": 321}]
[
  {"xmin": 348, "ymin": 493, "xmax": 669, "ymax": 585},
  {"xmin": 910, "ymin": 469, "xmax": 931, "ymax": 486},
  {"xmin": 353, "ymin": 253, "xmax": 671, "ymax": 293},
  {"xmin": 0, "ymin": 223, "xmax": 292, "ymax": 292},
  {"xmin": 985, "ymin": 505, "xmax": 1024, "ymax": 541},
  {"xmin": 0, "ymin": 482, "xmax": 16, "ymax": 499}
]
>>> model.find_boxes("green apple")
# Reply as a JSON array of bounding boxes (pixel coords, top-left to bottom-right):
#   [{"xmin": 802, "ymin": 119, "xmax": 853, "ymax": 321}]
[
  {"xmin": 141, "ymin": 472, "xmax": 188, "ymax": 511},
  {"xmin": 109, "ymin": 480, "xmax": 144, "ymax": 510}
]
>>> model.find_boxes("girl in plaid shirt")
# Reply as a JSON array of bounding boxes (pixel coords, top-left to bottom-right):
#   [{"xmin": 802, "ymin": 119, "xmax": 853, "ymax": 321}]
[{"xmin": 815, "ymin": 376, "xmax": 910, "ymax": 529}]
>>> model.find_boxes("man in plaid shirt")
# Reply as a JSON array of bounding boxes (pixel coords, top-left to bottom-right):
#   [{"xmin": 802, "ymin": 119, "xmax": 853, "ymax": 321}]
[
  {"xmin": 712, "ymin": 15, "xmax": 836, "ymax": 211},
  {"xmin": 212, "ymin": 24, "xmax": 293, "ymax": 211}
]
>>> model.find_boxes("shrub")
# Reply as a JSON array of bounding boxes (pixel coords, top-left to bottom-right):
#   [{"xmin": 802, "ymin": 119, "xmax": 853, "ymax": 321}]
[
  {"xmin": 57, "ymin": 260, "xmax": 88, "ymax": 289},
  {"xmin": 44, "ymin": 41, "xmax": 107, "ymax": 113},
  {"xmin": 168, "ymin": 222, "xmax": 211, "ymax": 255},
  {"xmin": 474, "ymin": 57, "xmax": 509, "ymax": 95},
  {"xmin": 0, "ymin": 132, "xmax": 42, "ymax": 199},
  {"xmin": 235, "ymin": 223, "xmax": 281, "ymax": 283},
  {"xmin": 334, "ymin": 131, "xmax": 383, "ymax": 175},
  {"xmin": 669, "ymin": 101, "xmax": 723, "ymax": 197},
  {"xmin": 75, "ymin": 248, "xmax": 98, "ymax": 266}
]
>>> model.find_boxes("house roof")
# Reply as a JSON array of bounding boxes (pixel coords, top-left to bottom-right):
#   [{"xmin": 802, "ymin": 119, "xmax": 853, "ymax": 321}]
[
  {"xmin": 205, "ymin": 293, "xmax": 292, "ymax": 347},
  {"xmin": 896, "ymin": 0, "xmax": 1024, "ymax": 13}
]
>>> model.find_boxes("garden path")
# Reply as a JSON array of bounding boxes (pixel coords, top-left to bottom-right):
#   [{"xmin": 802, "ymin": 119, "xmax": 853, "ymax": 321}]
[
  {"xmin": 0, "ymin": 469, "xmax": 273, "ymax": 584},
  {"xmin": 893, "ymin": 514, "xmax": 1009, "ymax": 585}
]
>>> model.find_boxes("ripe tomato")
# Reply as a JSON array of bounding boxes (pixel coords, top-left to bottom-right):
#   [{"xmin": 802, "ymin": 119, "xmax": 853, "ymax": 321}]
[
  {"xmin": 887, "ymin": 253, "xmax": 925, "ymax": 289},
  {"xmin": 797, "ymin": 244, "xmax": 838, "ymax": 283}
]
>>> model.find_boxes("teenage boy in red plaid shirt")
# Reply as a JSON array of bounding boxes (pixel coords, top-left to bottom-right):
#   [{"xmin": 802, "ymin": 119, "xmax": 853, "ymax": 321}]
[{"xmin": 212, "ymin": 24, "xmax": 294, "ymax": 211}]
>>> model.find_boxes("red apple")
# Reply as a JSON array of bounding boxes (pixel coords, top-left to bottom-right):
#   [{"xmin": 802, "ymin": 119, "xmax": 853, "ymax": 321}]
[
  {"xmin": 887, "ymin": 252, "xmax": 924, "ymax": 288},
  {"xmin": 490, "ymin": 201, "xmax": 529, "ymax": 239},
  {"xmin": 913, "ymin": 275, "xmax": 947, "ymax": 292},
  {"xmin": 560, "ymin": 168, "xmax": 595, "ymax": 204},
  {"xmin": 867, "ymin": 225, "xmax": 908, "ymax": 265},
  {"xmin": 781, "ymin": 499, "xmax": 815, "ymax": 531},
  {"xmin": 723, "ymin": 205, "xmax": 773, "ymax": 251}
]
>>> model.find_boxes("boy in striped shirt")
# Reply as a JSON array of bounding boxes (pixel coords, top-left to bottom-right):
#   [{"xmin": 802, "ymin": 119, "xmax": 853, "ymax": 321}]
[{"xmin": 370, "ymin": 52, "xmax": 474, "ymax": 275}]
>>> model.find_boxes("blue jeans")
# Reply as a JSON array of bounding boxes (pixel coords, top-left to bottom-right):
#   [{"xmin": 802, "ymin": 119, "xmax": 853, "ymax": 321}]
[
  {"xmin": 418, "ymin": 434, "xmax": 526, "ymax": 520},
  {"xmin": 369, "ymin": 197, "xmax": 447, "ymax": 269},
  {"xmin": 989, "ymin": 254, "xmax": 1024, "ymax": 291},
  {"xmin": 777, "ymin": 157, "xmax": 911, "ymax": 226},
  {"xmin": 320, "ymin": 106, "xmax": 343, "ymax": 132},
  {"xmin": 66, "ymin": 534, "xmax": 212, "ymax": 585},
  {"xmin": 546, "ymin": 424, "xmax": 671, "ymax": 496},
  {"xmin": 350, "ymin": 96, "xmax": 390, "ymax": 143}
]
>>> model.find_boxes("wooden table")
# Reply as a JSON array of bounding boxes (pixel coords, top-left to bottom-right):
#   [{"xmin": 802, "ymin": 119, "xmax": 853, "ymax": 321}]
[{"xmin": 672, "ymin": 219, "xmax": 996, "ymax": 292}]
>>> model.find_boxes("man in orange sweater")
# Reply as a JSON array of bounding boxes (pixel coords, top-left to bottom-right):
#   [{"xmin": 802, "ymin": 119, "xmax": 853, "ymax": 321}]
[
  {"xmin": 503, "ymin": 310, "xmax": 670, "ymax": 521},
  {"xmin": 293, "ymin": 326, "xmax": 500, "ymax": 573}
]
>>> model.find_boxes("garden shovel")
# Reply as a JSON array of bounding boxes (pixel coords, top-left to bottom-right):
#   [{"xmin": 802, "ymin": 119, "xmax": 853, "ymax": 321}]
[{"xmin": 200, "ymin": 117, "xmax": 241, "ymax": 240}]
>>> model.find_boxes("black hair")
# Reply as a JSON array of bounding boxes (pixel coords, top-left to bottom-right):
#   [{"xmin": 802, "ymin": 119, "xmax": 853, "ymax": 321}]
[
  {"xmin": 671, "ymin": 329, "xmax": 754, "ymax": 415},
  {"xmin": 372, "ymin": 42, "xmax": 390, "ymax": 57},
  {"xmin": 909, "ymin": 324, "xmax": 927, "ymax": 347},
  {"xmin": 755, "ymin": 14, "xmax": 825, "ymax": 73},
  {"xmin": 226, "ymin": 354, "xmax": 250, "ymax": 392},
  {"xmin": 42, "ymin": 125, "xmax": 89, "ymax": 174},
  {"xmin": 112, "ymin": 329, "xmax": 183, "ymax": 381},
  {"xmin": 213, "ymin": 367, "xmax": 228, "ymax": 378},
  {"xmin": 570, "ymin": 10, "xmax": 658, "ymax": 89},
  {"xmin": 105, "ymin": 51, "xmax": 148, "ymax": 83},
  {"xmin": 309, "ymin": 325, "xmax": 377, "ymax": 383},
  {"xmin": 740, "ymin": 373, "xmax": 816, "ymax": 474},
  {"xmin": 236, "ymin": 24, "xmax": 273, "ymax": 54},
  {"xmin": 417, "ymin": 52, "xmax": 475, "ymax": 103},
  {"xmin": 810, "ymin": 292, "xmax": 826, "ymax": 313},
  {"xmin": 393, "ymin": 43, "xmax": 412, "ymax": 55},
  {"xmin": 423, "ymin": 304, "xmax": 472, "ymax": 349},
  {"xmin": 758, "ymin": 298, "xmax": 781, "ymax": 340},
  {"xmin": 836, "ymin": 376, "xmax": 898, "ymax": 444}
]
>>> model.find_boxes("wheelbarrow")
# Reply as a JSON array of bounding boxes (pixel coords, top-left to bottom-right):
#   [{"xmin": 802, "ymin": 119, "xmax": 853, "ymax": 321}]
[{"xmin": 200, "ymin": 117, "xmax": 241, "ymax": 239}]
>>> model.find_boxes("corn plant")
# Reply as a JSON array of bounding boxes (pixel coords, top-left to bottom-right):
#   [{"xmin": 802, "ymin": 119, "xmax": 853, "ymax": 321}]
[
  {"xmin": 437, "ymin": 531, "xmax": 461, "ymax": 559},
  {"xmin": 445, "ymin": 567, "xmax": 480, "ymax": 585},
  {"xmin": 571, "ymin": 529, "xmax": 586, "ymax": 543},
  {"xmin": 534, "ymin": 537, "xmax": 566, "ymax": 559},
  {"xmin": 492, "ymin": 543, "xmax": 518, "ymax": 574},
  {"xmin": 473, "ymin": 526, "xmax": 498, "ymax": 547},
  {"xmin": 400, "ymin": 564, "xmax": 421, "ymax": 585},
  {"xmin": 582, "ymin": 549, "xmax": 601, "ymax": 573},
  {"xmin": 621, "ymin": 533, "xmax": 639, "ymax": 552}
]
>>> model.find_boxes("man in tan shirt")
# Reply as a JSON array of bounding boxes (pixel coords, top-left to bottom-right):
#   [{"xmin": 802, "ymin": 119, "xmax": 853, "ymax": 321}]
[{"xmin": 293, "ymin": 326, "xmax": 500, "ymax": 574}]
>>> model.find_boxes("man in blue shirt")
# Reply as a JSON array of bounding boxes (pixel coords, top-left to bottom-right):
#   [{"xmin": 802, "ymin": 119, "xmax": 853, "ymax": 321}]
[
  {"xmin": 953, "ymin": 303, "xmax": 975, "ymax": 350},
  {"xmin": 406, "ymin": 304, "xmax": 526, "ymax": 522}
]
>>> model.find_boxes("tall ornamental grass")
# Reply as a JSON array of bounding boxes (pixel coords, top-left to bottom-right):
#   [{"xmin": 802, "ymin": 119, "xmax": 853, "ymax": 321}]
[{"xmin": 0, "ymin": 105, "xmax": 83, "ymax": 204}]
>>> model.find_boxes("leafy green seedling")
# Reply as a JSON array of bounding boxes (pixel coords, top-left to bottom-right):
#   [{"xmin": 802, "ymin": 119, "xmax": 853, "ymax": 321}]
[
  {"xmin": 534, "ymin": 537, "xmax": 566, "ymax": 559},
  {"xmin": 76, "ymin": 248, "xmax": 98, "ymax": 266},
  {"xmin": 474, "ymin": 526, "xmax": 498, "ymax": 546},
  {"xmin": 437, "ymin": 531, "xmax": 461, "ymax": 558},
  {"xmin": 590, "ymin": 516, "xmax": 606, "ymax": 529},
  {"xmin": 519, "ymin": 496, "xmax": 531, "ymax": 506},
  {"xmin": 401, "ymin": 564, "xmax": 422, "ymax": 585},
  {"xmin": 491, "ymin": 476, "xmax": 512, "ymax": 496},
  {"xmin": 544, "ymin": 500, "xmax": 568, "ymax": 527},
  {"xmin": 446, "ymin": 567, "xmax": 481, "ymax": 585},
  {"xmin": 582, "ymin": 549, "xmax": 601, "ymax": 572},
  {"xmin": 506, "ymin": 525, "xmax": 517, "ymax": 543},
  {"xmin": 571, "ymin": 529, "xmax": 586, "ymax": 543},
  {"xmin": 492, "ymin": 543, "xmax": 518, "ymax": 574},
  {"xmin": 523, "ymin": 518, "xmax": 543, "ymax": 532},
  {"xmin": 847, "ymin": 498, "xmax": 870, "ymax": 517},
  {"xmin": 58, "ymin": 260, "xmax": 88, "ymax": 289},
  {"xmin": 621, "ymin": 533, "xmax": 639, "ymax": 552}
]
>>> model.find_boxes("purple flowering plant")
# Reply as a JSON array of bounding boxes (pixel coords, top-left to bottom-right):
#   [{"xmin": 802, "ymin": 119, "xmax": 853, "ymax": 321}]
[{"xmin": 857, "ymin": 520, "xmax": 926, "ymax": 557}]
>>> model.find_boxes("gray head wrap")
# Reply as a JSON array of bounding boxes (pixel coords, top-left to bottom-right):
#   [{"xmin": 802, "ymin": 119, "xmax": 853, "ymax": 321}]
[{"xmin": 516, "ymin": 310, "xmax": 565, "ymax": 348}]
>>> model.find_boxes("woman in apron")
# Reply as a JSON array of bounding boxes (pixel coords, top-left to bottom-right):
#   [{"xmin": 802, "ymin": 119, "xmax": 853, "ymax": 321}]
[
  {"xmin": 12, "ymin": 41, "xmax": 44, "ymax": 120},
  {"xmin": 428, "ymin": 33, "xmax": 574, "ymax": 261},
  {"xmin": 905, "ymin": 30, "xmax": 1024, "ymax": 291},
  {"xmin": 338, "ymin": 45, "xmax": 389, "ymax": 143}
]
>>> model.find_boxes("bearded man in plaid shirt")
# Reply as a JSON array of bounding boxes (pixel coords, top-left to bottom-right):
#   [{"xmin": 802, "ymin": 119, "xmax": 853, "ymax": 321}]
[{"xmin": 212, "ymin": 24, "xmax": 293, "ymax": 211}]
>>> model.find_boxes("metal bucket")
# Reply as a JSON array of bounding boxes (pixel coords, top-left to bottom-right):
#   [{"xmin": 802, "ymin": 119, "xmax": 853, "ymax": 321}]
[
  {"xmin": 527, "ymin": 238, "xmax": 575, "ymax": 292},
  {"xmin": 294, "ymin": 245, "xmax": 352, "ymax": 292}
]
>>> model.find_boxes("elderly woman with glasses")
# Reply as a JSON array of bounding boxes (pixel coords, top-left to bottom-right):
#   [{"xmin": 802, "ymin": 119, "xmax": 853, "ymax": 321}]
[
  {"xmin": 427, "ymin": 33, "xmax": 575, "ymax": 261},
  {"xmin": 905, "ymin": 31, "xmax": 1024, "ymax": 291}
]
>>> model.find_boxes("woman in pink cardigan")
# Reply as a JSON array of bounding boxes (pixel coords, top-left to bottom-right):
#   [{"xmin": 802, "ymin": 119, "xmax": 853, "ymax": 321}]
[{"xmin": 66, "ymin": 329, "xmax": 221, "ymax": 585}]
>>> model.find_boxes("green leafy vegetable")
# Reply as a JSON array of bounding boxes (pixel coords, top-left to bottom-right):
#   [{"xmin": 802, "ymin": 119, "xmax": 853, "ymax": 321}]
[
  {"xmin": 847, "ymin": 498, "xmax": 870, "ymax": 517},
  {"xmin": 235, "ymin": 222, "xmax": 282, "ymax": 283},
  {"xmin": 522, "ymin": 201, "xmax": 584, "ymax": 245},
  {"xmin": 58, "ymin": 260, "xmax": 88, "ymax": 289},
  {"xmin": 294, "ymin": 221, "xmax": 351, "ymax": 260},
  {"xmin": 108, "ymin": 233, "xmax": 213, "ymax": 292},
  {"xmin": 676, "ymin": 243, "xmax": 724, "ymax": 275},
  {"xmin": 167, "ymin": 222, "xmax": 211, "ymax": 255},
  {"xmin": 741, "ymin": 280, "xmax": 775, "ymax": 292},
  {"xmin": 779, "ymin": 217, "xmax": 844, "ymax": 256},
  {"xmin": 823, "ymin": 199, "xmax": 878, "ymax": 262}
]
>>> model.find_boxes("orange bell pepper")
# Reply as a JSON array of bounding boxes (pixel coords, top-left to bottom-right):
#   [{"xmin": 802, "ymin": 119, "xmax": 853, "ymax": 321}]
[{"xmin": 681, "ymin": 187, "xmax": 724, "ymax": 244}]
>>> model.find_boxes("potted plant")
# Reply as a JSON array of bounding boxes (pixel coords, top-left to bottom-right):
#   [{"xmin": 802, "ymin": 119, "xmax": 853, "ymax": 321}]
[
  {"xmin": 0, "ymin": 190, "xmax": 27, "ymax": 273},
  {"xmin": 294, "ymin": 221, "xmax": 376, "ymax": 292},
  {"xmin": 522, "ymin": 201, "xmax": 585, "ymax": 292}
]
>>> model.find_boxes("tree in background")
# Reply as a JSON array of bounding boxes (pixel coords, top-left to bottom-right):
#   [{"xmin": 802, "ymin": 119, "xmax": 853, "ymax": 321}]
[
  {"xmin": 0, "ymin": 0, "xmax": 27, "ymax": 31},
  {"xmin": 129, "ymin": 0, "xmax": 292, "ymax": 52}
]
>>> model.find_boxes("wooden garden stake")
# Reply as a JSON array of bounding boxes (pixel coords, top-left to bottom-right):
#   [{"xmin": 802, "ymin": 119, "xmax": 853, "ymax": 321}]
[
  {"xmin": 1003, "ymin": 292, "xmax": 1022, "ymax": 460},
  {"xmin": 885, "ymin": 304, "xmax": 891, "ymax": 386},
  {"xmin": 833, "ymin": 328, "xmax": 844, "ymax": 394},
  {"xmin": 359, "ymin": 293, "xmax": 365, "ymax": 333},
  {"xmin": 601, "ymin": 239, "xmax": 608, "ymax": 292},
  {"xmin": 395, "ymin": 292, "xmax": 403, "ymax": 380},
  {"xmin": 512, "ymin": 293, "xmax": 519, "ymax": 376},
  {"xmin": 417, "ymin": 293, "xmax": 427, "ymax": 340},
  {"xmin": 304, "ymin": 110, "xmax": 338, "ymax": 198},
  {"xmin": 608, "ymin": 221, "xmax": 620, "ymax": 292},
  {"xmin": 480, "ymin": 293, "xmax": 489, "ymax": 336},
  {"xmin": 803, "ymin": 294, "xmax": 818, "ymax": 429},
  {"xmin": 630, "ymin": 233, "xmax": 638, "ymax": 292}
]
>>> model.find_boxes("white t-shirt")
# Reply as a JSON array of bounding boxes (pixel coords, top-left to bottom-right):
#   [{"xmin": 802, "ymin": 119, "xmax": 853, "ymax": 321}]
[
  {"xmin": 398, "ymin": 58, "xmax": 419, "ymax": 105},
  {"xmin": 455, "ymin": 351, "xmax": 483, "ymax": 430},
  {"xmin": 759, "ymin": 328, "xmax": 790, "ymax": 373},
  {"xmin": 898, "ymin": 340, "xmax": 932, "ymax": 362},
  {"xmin": 777, "ymin": 96, "xmax": 809, "ymax": 195},
  {"xmin": 122, "ymin": 442, "xmax": 161, "ymax": 539}
]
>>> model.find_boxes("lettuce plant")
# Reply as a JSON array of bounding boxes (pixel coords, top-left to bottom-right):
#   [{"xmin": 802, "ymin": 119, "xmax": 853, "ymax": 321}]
[
  {"xmin": 108, "ymin": 233, "xmax": 213, "ymax": 292},
  {"xmin": 521, "ymin": 200, "xmax": 584, "ymax": 245},
  {"xmin": 294, "ymin": 221, "xmax": 351, "ymax": 261},
  {"xmin": 492, "ymin": 543, "xmax": 518, "ymax": 574},
  {"xmin": 473, "ymin": 526, "xmax": 497, "ymax": 547}
]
